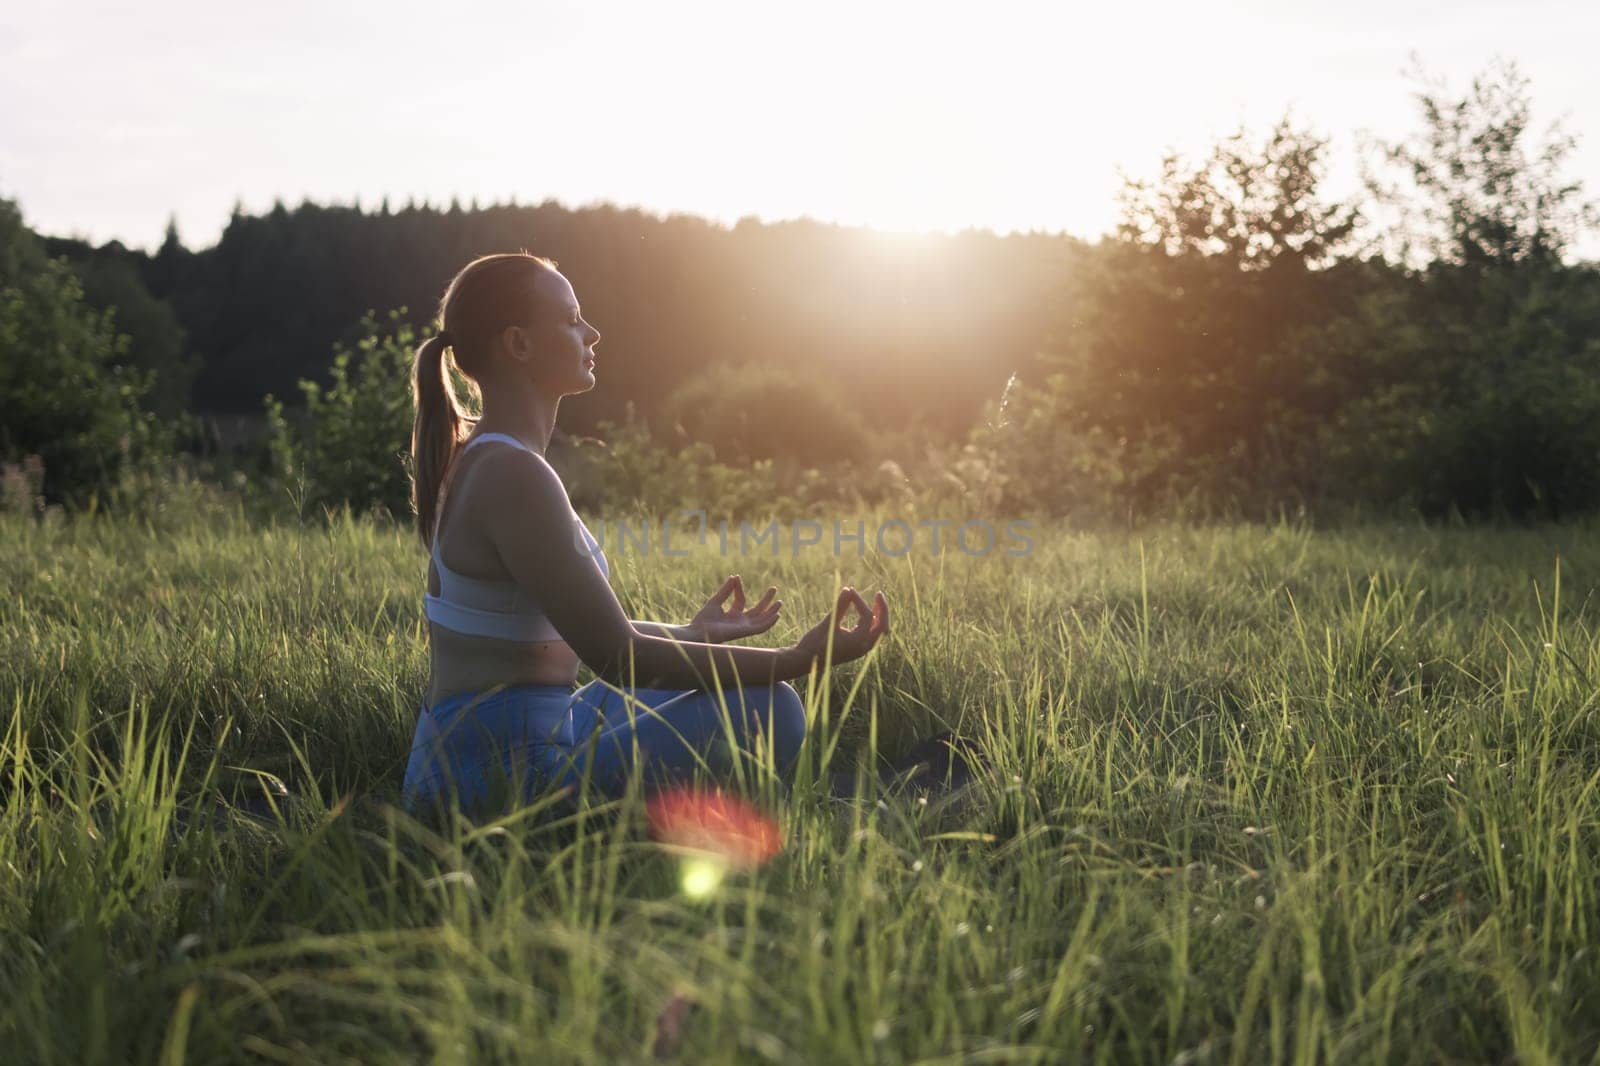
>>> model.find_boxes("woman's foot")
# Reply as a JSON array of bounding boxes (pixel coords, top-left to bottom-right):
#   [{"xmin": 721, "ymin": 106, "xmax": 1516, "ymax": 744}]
[
  {"xmin": 823, "ymin": 731, "xmax": 985, "ymax": 805},
  {"xmin": 879, "ymin": 731, "xmax": 982, "ymax": 798}
]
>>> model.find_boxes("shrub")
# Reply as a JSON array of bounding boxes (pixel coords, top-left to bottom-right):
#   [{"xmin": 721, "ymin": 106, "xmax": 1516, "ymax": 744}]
[
  {"xmin": 0, "ymin": 195, "xmax": 170, "ymax": 509},
  {"xmin": 553, "ymin": 406, "xmax": 791, "ymax": 519},
  {"xmin": 661, "ymin": 362, "xmax": 867, "ymax": 466},
  {"xmin": 262, "ymin": 308, "xmax": 423, "ymax": 521}
]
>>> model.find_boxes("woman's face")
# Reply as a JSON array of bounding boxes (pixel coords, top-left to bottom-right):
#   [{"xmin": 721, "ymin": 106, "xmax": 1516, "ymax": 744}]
[{"xmin": 519, "ymin": 269, "xmax": 601, "ymax": 396}]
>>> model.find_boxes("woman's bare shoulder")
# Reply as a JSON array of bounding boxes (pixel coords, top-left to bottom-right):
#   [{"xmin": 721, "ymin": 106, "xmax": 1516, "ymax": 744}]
[{"xmin": 467, "ymin": 444, "xmax": 575, "ymax": 527}]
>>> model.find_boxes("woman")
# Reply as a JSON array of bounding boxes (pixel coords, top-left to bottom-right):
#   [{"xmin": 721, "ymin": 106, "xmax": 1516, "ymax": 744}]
[{"xmin": 401, "ymin": 252, "xmax": 890, "ymax": 818}]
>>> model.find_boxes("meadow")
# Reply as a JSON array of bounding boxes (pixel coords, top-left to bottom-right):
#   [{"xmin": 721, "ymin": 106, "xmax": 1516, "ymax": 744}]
[{"xmin": 3, "ymin": 491, "xmax": 1598, "ymax": 1064}]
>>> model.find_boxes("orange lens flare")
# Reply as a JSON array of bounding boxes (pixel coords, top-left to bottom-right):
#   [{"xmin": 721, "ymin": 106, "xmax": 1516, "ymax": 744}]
[{"xmin": 646, "ymin": 787, "xmax": 783, "ymax": 870}]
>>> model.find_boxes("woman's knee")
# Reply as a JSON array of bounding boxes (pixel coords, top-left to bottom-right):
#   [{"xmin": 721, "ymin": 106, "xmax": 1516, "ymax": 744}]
[{"xmin": 757, "ymin": 681, "xmax": 807, "ymax": 765}]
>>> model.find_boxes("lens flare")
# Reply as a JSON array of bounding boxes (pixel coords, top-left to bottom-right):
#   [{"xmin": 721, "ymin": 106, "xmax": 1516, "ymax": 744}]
[
  {"xmin": 646, "ymin": 787, "xmax": 784, "ymax": 873},
  {"xmin": 680, "ymin": 857, "xmax": 727, "ymax": 898}
]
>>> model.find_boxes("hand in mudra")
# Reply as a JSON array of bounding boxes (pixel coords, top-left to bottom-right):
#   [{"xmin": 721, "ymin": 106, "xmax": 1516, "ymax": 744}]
[
  {"xmin": 691, "ymin": 574, "xmax": 782, "ymax": 644},
  {"xmin": 793, "ymin": 586, "xmax": 890, "ymax": 668}
]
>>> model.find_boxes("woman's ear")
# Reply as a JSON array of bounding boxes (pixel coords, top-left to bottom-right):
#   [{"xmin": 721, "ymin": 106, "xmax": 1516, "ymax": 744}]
[{"xmin": 499, "ymin": 323, "xmax": 527, "ymax": 364}]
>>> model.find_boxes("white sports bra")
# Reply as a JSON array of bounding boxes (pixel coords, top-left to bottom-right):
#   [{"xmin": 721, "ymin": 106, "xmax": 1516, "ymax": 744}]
[{"xmin": 423, "ymin": 432, "xmax": 609, "ymax": 643}]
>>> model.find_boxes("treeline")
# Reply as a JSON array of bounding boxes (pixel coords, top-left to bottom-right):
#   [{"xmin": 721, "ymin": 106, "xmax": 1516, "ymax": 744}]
[
  {"xmin": 2, "ymin": 58, "xmax": 1597, "ymax": 520},
  {"xmin": 37, "ymin": 194, "xmax": 1075, "ymax": 440}
]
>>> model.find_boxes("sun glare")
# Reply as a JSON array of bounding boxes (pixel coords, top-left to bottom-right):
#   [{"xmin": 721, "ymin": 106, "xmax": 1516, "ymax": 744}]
[{"xmin": 680, "ymin": 858, "xmax": 727, "ymax": 899}]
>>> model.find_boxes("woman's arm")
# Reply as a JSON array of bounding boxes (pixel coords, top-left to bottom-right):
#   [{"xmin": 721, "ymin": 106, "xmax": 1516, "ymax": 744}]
[
  {"xmin": 631, "ymin": 620, "xmax": 709, "ymax": 643},
  {"xmin": 479, "ymin": 449, "xmax": 880, "ymax": 690}
]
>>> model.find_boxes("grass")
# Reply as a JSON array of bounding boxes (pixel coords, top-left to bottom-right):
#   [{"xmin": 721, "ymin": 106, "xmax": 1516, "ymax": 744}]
[{"xmin": 2, "ymin": 496, "xmax": 1599, "ymax": 1063}]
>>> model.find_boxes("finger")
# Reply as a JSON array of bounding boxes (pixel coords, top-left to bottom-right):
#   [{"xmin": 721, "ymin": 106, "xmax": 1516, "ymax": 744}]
[
  {"xmin": 870, "ymin": 590, "xmax": 889, "ymax": 638},
  {"xmin": 711, "ymin": 574, "xmax": 738, "ymax": 607},
  {"xmin": 837, "ymin": 587, "xmax": 867, "ymax": 627},
  {"xmin": 753, "ymin": 585, "xmax": 778, "ymax": 612},
  {"xmin": 833, "ymin": 587, "xmax": 855, "ymax": 623},
  {"xmin": 838, "ymin": 588, "xmax": 872, "ymax": 632},
  {"xmin": 730, "ymin": 575, "xmax": 746, "ymax": 614}
]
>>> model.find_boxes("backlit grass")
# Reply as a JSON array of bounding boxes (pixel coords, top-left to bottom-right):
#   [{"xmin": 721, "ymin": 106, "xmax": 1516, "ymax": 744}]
[{"xmin": 2, "ymin": 499, "xmax": 1598, "ymax": 1063}]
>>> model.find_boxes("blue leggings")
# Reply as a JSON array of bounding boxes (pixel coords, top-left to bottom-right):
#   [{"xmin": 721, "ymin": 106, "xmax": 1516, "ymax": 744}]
[{"xmin": 401, "ymin": 678, "xmax": 808, "ymax": 817}]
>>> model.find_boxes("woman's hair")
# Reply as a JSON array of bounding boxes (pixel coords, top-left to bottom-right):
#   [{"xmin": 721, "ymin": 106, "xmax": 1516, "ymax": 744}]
[{"xmin": 410, "ymin": 251, "xmax": 560, "ymax": 548}]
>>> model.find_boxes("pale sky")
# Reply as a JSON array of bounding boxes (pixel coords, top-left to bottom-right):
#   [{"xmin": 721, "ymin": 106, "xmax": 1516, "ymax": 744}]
[{"xmin": 3, "ymin": 0, "xmax": 1598, "ymax": 257}]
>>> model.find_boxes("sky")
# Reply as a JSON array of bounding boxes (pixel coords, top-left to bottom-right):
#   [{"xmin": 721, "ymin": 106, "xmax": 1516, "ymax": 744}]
[{"xmin": 3, "ymin": 0, "xmax": 1598, "ymax": 257}]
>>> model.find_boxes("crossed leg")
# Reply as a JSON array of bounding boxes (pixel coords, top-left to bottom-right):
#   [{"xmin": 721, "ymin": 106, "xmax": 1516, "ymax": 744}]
[{"xmin": 539, "ymin": 679, "xmax": 808, "ymax": 797}]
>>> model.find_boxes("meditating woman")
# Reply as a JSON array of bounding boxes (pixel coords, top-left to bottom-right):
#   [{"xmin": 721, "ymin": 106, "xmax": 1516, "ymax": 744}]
[{"xmin": 401, "ymin": 251, "xmax": 890, "ymax": 817}]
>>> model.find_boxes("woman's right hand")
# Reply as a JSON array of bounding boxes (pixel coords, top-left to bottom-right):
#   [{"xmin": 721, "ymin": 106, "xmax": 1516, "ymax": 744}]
[{"xmin": 789, "ymin": 586, "xmax": 890, "ymax": 671}]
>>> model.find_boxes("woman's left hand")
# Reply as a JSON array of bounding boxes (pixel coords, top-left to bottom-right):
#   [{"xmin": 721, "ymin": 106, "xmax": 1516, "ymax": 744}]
[{"xmin": 691, "ymin": 574, "xmax": 782, "ymax": 644}]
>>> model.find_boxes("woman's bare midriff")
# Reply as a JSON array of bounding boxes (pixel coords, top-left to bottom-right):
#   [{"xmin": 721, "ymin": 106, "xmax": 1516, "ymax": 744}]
[{"xmin": 426, "ymin": 623, "xmax": 580, "ymax": 708}]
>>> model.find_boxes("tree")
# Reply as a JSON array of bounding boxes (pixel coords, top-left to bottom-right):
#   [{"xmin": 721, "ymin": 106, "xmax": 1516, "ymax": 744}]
[
  {"xmin": 0, "ymin": 195, "xmax": 167, "ymax": 508},
  {"xmin": 1013, "ymin": 116, "xmax": 1371, "ymax": 514},
  {"xmin": 1365, "ymin": 55, "xmax": 1600, "ymax": 271},
  {"xmin": 45, "ymin": 246, "xmax": 197, "ymax": 417},
  {"xmin": 263, "ymin": 307, "xmax": 434, "ymax": 520},
  {"xmin": 1119, "ymin": 115, "xmax": 1361, "ymax": 270},
  {"xmin": 1328, "ymin": 59, "xmax": 1600, "ymax": 517},
  {"xmin": 149, "ymin": 215, "xmax": 188, "ymax": 296}
]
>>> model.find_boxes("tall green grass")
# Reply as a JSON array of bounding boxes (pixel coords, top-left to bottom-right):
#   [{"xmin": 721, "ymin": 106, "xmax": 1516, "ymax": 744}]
[{"xmin": 3, "ymin": 500, "xmax": 1598, "ymax": 1063}]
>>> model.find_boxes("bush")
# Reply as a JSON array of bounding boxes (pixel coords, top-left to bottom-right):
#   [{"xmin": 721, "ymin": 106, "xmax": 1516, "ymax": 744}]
[
  {"xmin": 262, "ymin": 308, "xmax": 423, "ymax": 521},
  {"xmin": 959, "ymin": 373, "xmax": 1193, "ymax": 520},
  {"xmin": 551, "ymin": 403, "xmax": 894, "ymax": 523},
  {"xmin": 661, "ymin": 362, "xmax": 867, "ymax": 466},
  {"xmin": 0, "ymin": 195, "xmax": 171, "ymax": 509},
  {"xmin": 554, "ymin": 406, "xmax": 792, "ymax": 519},
  {"xmin": 1319, "ymin": 263, "xmax": 1600, "ymax": 517}
]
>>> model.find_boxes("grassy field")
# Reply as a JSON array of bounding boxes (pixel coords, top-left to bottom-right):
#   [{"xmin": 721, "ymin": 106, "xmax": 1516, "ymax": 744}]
[{"xmin": 3, "ymin": 496, "xmax": 1599, "ymax": 1064}]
